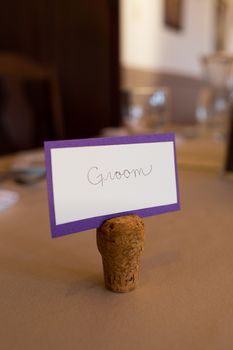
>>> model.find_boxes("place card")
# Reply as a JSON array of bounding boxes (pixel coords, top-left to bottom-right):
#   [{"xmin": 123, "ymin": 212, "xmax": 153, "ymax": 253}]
[{"xmin": 44, "ymin": 133, "xmax": 180, "ymax": 238}]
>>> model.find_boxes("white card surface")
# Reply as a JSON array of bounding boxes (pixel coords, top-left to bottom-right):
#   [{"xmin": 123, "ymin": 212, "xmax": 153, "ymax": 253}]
[{"xmin": 51, "ymin": 141, "xmax": 177, "ymax": 225}]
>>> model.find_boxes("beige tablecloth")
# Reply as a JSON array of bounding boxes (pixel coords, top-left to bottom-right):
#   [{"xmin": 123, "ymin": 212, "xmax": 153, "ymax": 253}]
[{"xmin": 1, "ymin": 167, "xmax": 233, "ymax": 350}]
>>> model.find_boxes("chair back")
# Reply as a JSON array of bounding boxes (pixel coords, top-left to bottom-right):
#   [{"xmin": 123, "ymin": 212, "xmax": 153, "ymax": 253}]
[{"xmin": 0, "ymin": 52, "xmax": 64, "ymax": 155}]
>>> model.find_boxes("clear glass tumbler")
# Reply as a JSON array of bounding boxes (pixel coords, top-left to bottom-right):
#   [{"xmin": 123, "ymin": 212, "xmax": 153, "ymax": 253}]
[{"xmin": 122, "ymin": 87, "xmax": 171, "ymax": 134}]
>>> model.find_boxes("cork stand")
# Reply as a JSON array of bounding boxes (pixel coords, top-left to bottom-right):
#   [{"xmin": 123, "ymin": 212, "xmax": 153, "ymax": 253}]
[{"xmin": 96, "ymin": 215, "xmax": 144, "ymax": 293}]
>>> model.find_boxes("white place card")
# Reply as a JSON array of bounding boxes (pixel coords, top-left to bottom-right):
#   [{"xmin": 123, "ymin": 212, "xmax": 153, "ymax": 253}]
[{"xmin": 44, "ymin": 133, "xmax": 180, "ymax": 237}]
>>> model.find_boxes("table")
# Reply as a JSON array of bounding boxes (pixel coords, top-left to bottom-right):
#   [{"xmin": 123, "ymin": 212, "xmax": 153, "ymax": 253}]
[{"xmin": 1, "ymin": 153, "xmax": 233, "ymax": 349}]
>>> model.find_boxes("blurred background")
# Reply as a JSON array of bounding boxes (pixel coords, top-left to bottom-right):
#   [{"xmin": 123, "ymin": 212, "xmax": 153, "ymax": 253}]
[
  {"xmin": 2, "ymin": 2, "xmax": 233, "ymax": 346},
  {"xmin": 0, "ymin": 0, "xmax": 233, "ymax": 161}
]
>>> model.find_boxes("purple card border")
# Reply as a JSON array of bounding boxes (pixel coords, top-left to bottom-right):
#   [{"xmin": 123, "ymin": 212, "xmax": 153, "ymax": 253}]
[{"xmin": 44, "ymin": 133, "xmax": 180, "ymax": 238}]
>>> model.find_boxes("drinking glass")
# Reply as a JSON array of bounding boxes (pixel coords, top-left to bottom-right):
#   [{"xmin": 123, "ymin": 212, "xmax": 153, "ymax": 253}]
[
  {"xmin": 196, "ymin": 54, "xmax": 233, "ymax": 141},
  {"xmin": 122, "ymin": 87, "xmax": 171, "ymax": 134}
]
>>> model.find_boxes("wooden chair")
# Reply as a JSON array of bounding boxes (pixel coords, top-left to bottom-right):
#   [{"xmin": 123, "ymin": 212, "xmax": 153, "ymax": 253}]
[{"xmin": 0, "ymin": 52, "xmax": 64, "ymax": 155}]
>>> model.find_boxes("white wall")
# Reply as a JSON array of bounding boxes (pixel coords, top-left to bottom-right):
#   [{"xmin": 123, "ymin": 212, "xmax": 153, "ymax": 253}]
[
  {"xmin": 226, "ymin": 0, "xmax": 233, "ymax": 52},
  {"xmin": 120, "ymin": 0, "xmax": 215, "ymax": 77}
]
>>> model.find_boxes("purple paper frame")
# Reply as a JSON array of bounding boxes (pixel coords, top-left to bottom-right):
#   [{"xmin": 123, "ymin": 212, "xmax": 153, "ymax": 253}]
[{"xmin": 44, "ymin": 133, "xmax": 180, "ymax": 238}]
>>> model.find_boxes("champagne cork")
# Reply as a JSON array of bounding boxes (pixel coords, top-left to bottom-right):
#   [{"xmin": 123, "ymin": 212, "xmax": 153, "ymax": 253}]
[{"xmin": 97, "ymin": 215, "xmax": 144, "ymax": 293}]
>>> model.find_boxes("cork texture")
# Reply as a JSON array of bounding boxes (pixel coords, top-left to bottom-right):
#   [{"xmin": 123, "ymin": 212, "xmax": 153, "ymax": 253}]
[{"xmin": 97, "ymin": 215, "xmax": 144, "ymax": 293}]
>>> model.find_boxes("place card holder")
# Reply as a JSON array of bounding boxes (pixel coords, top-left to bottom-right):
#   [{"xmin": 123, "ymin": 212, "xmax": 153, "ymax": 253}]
[
  {"xmin": 97, "ymin": 215, "xmax": 144, "ymax": 293},
  {"xmin": 44, "ymin": 133, "xmax": 180, "ymax": 293}
]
